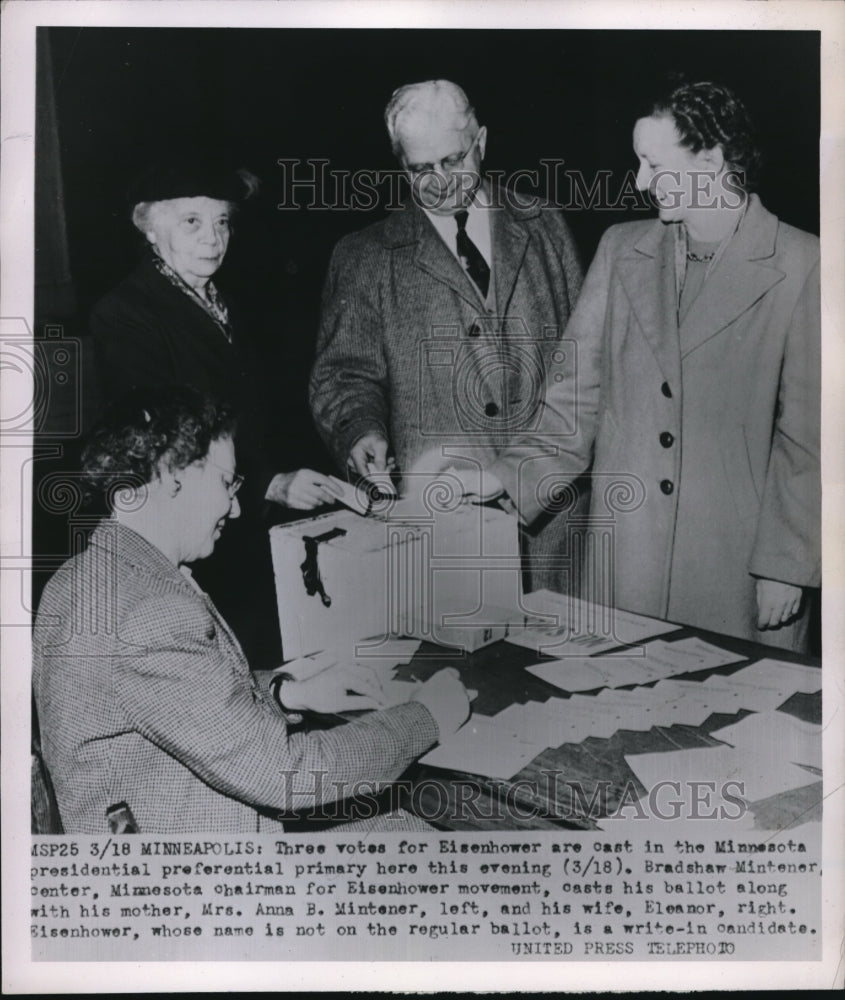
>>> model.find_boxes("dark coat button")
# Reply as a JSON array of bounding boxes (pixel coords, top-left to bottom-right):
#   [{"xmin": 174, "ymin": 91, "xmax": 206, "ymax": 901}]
[
  {"xmin": 660, "ymin": 479, "xmax": 674, "ymax": 495},
  {"xmin": 485, "ymin": 402, "xmax": 499, "ymax": 417},
  {"xmin": 468, "ymin": 323, "xmax": 482, "ymax": 338},
  {"xmin": 659, "ymin": 431, "xmax": 674, "ymax": 448},
  {"xmin": 661, "ymin": 381, "xmax": 672, "ymax": 398}
]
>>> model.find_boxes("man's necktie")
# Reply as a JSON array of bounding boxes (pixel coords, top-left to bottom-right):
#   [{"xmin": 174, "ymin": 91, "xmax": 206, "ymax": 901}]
[{"xmin": 455, "ymin": 210, "xmax": 490, "ymax": 298}]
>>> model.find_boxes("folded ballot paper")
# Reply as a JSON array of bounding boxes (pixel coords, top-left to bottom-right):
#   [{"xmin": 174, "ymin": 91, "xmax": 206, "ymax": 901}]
[{"xmin": 269, "ymin": 502, "xmax": 521, "ymax": 659}]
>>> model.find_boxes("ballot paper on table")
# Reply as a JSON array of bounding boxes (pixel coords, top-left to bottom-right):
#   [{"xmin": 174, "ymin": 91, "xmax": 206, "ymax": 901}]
[
  {"xmin": 624, "ymin": 745, "xmax": 818, "ymax": 805},
  {"xmin": 525, "ymin": 635, "xmax": 744, "ymax": 692},
  {"xmin": 710, "ymin": 711, "xmax": 822, "ymax": 770},
  {"xmin": 700, "ymin": 672, "xmax": 786, "ymax": 711},
  {"xmin": 722, "ymin": 658, "xmax": 822, "ymax": 697},
  {"xmin": 526, "ymin": 654, "xmax": 660, "ymax": 692},
  {"xmin": 504, "ymin": 590, "xmax": 681, "ymax": 656},
  {"xmin": 588, "ymin": 687, "xmax": 679, "ymax": 732},
  {"xmin": 639, "ymin": 680, "xmax": 720, "ymax": 728},
  {"xmin": 418, "ymin": 716, "xmax": 545, "ymax": 779},
  {"xmin": 490, "ymin": 702, "xmax": 574, "ymax": 750}
]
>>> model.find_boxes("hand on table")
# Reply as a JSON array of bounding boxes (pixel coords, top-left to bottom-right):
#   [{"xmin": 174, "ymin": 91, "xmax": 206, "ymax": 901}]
[
  {"xmin": 267, "ymin": 469, "xmax": 343, "ymax": 510},
  {"xmin": 275, "ymin": 657, "xmax": 384, "ymax": 713},
  {"xmin": 410, "ymin": 668, "xmax": 471, "ymax": 738},
  {"xmin": 756, "ymin": 578, "xmax": 803, "ymax": 630}
]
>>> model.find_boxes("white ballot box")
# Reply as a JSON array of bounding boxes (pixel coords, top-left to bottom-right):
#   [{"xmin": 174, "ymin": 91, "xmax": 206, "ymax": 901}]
[{"xmin": 269, "ymin": 501, "xmax": 522, "ymax": 659}]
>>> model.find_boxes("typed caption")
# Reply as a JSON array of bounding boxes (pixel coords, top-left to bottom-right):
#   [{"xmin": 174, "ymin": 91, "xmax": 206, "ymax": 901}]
[{"xmin": 30, "ymin": 826, "xmax": 821, "ymax": 962}]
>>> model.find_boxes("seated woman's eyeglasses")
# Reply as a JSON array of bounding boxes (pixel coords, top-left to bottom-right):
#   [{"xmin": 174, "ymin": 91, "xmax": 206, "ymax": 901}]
[
  {"xmin": 226, "ymin": 473, "xmax": 245, "ymax": 498},
  {"xmin": 206, "ymin": 460, "xmax": 244, "ymax": 498}
]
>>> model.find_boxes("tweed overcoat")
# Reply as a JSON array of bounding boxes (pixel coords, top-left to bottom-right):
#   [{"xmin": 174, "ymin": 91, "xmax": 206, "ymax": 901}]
[
  {"xmin": 32, "ymin": 521, "xmax": 438, "ymax": 834},
  {"xmin": 309, "ymin": 184, "xmax": 584, "ymax": 591},
  {"xmin": 491, "ymin": 195, "xmax": 820, "ymax": 648}
]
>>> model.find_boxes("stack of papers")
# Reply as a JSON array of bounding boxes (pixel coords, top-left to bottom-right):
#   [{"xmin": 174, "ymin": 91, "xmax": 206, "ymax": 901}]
[
  {"xmin": 416, "ymin": 667, "xmax": 821, "ymax": 782},
  {"xmin": 505, "ymin": 591, "xmax": 681, "ymax": 655},
  {"xmin": 527, "ymin": 636, "xmax": 744, "ymax": 691}
]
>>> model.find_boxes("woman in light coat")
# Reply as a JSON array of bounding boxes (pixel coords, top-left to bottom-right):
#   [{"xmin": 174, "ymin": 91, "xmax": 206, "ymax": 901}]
[{"xmin": 483, "ymin": 81, "xmax": 820, "ymax": 650}]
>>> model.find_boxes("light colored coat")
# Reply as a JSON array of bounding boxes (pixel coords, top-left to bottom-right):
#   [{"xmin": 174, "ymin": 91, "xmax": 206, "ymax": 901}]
[
  {"xmin": 310, "ymin": 185, "xmax": 584, "ymax": 591},
  {"xmin": 491, "ymin": 195, "xmax": 820, "ymax": 648},
  {"xmin": 32, "ymin": 522, "xmax": 438, "ymax": 833}
]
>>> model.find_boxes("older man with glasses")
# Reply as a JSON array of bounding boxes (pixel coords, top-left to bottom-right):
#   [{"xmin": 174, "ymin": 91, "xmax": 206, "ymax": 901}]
[{"xmin": 310, "ymin": 79, "xmax": 585, "ymax": 594}]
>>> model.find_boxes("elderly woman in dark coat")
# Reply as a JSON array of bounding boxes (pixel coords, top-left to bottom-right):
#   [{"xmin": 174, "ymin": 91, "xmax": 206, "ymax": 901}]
[{"xmin": 90, "ymin": 159, "xmax": 338, "ymax": 666}]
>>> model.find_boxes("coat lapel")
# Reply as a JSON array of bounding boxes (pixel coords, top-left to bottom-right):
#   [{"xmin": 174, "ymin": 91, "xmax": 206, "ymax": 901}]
[
  {"xmin": 491, "ymin": 204, "xmax": 529, "ymax": 316},
  {"xmin": 616, "ymin": 222, "xmax": 681, "ymax": 385},
  {"xmin": 679, "ymin": 196, "xmax": 784, "ymax": 356},
  {"xmin": 412, "ymin": 209, "xmax": 487, "ymax": 310}
]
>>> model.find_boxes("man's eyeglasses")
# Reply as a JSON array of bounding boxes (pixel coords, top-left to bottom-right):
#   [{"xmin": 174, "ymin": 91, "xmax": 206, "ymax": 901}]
[{"xmin": 405, "ymin": 129, "xmax": 482, "ymax": 177}]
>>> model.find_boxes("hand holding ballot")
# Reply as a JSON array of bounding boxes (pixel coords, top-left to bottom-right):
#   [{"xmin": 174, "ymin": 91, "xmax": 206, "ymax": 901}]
[
  {"xmin": 347, "ymin": 431, "xmax": 395, "ymax": 478},
  {"xmin": 445, "ymin": 467, "xmax": 505, "ymax": 503},
  {"xmin": 403, "ymin": 448, "xmax": 505, "ymax": 504}
]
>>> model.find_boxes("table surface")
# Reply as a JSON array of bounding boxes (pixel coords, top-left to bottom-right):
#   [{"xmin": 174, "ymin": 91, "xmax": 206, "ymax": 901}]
[{"xmin": 272, "ymin": 623, "xmax": 822, "ymax": 833}]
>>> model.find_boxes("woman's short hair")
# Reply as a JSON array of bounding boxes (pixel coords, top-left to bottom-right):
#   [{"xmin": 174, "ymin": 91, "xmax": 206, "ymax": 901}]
[
  {"xmin": 647, "ymin": 80, "xmax": 762, "ymax": 191},
  {"xmin": 82, "ymin": 386, "xmax": 236, "ymax": 504}
]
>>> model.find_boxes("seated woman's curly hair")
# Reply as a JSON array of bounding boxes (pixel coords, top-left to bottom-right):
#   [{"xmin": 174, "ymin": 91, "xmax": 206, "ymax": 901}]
[
  {"xmin": 647, "ymin": 79, "xmax": 762, "ymax": 191},
  {"xmin": 81, "ymin": 386, "xmax": 236, "ymax": 508}
]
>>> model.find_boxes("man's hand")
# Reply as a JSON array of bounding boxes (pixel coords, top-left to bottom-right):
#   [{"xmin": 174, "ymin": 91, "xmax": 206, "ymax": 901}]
[
  {"xmin": 410, "ymin": 668, "xmax": 470, "ymax": 738},
  {"xmin": 266, "ymin": 469, "xmax": 343, "ymax": 510},
  {"xmin": 756, "ymin": 578, "xmax": 803, "ymax": 630},
  {"xmin": 276, "ymin": 658, "xmax": 384, "ymax": 714},
  {"xmin": 348, "ymin": 432, "xmax": 393, "ymax": 478}
]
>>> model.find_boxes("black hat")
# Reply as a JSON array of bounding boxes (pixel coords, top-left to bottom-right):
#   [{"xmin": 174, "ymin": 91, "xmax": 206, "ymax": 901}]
[{"xmin": 128, "ymin": 156, "xmax": 259, "ymax": 207}]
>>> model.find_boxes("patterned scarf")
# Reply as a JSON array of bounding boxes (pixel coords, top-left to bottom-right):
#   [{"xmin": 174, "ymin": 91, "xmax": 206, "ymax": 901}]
[{"xmin": 151, "ymin": 251, "xmax": 233, "ymax": 343}]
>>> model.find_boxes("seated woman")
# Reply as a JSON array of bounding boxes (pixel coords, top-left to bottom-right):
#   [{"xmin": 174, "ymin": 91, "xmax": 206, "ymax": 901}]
[
  {"xmin": 32, "ymin": 386, "xmax": 469, "ymax": 834},
  {"xmin": 90, "ymin": 156, "xmax": 339, "ymax": 665}
]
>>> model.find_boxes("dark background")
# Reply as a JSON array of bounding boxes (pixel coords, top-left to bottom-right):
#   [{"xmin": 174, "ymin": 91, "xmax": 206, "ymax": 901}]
[{"xmin": 33, "ymin": 26, "xmax": 820, "ymax": 600}]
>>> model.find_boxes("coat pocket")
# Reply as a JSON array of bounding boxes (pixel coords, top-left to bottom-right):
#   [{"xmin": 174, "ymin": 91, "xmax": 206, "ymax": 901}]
[{"xmin": 721, "ymin": 425, "xmax": 762, "ymax": 521}]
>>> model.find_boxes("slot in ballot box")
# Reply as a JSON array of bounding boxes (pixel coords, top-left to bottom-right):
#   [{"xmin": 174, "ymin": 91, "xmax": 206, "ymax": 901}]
[{"xmin": 269, "ymin": 501, "xmax": 522, "ymax": 659}]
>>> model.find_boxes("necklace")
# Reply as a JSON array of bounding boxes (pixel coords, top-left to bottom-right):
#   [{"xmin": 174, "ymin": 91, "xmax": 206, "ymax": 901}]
[{"xmin": 686, "ymin": 249, "xmax": 716, "ymax": 263}]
